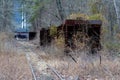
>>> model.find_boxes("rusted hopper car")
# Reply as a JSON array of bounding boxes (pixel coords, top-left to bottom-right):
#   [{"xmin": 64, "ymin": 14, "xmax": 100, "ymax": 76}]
[
  {"xmin": 14, "ymin": 28, "xmax": 36, "ymax": 40},
  {"xmin": 40, "ymin": 28, "xmax": 51, "ymax": 46},
  {"xmin": 87, "ymin": 20, "xmax": 102, "ymax": 53},
  {"xmin": 57, "ymin": 19, "xmax": 102, "ymax": 53},
  {"xmin": 39, "ymin": 19, "xmax": 102, "ymax": 53}
]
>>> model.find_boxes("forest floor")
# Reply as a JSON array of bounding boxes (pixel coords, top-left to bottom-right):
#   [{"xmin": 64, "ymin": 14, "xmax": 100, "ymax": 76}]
[{"xmin": 0, "ymin": 37, "xmax": 120, "ymax": 80}]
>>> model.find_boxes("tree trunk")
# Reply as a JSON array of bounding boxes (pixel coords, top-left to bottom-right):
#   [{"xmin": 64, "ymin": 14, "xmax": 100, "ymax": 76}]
[
  {"xmin": 56, "ymin": 0, "xmax": 65, "ymax": 22},
  {"xmin": 113, "ymin": 0, "xmax": 120, "ymax": 30}
]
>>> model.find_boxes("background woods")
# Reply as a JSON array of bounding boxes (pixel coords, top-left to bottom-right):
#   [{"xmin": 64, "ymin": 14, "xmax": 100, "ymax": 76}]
[
  {"xmin": 20, "ymin": 0, "xmax": 120, "ymax": 50},
  {"xmin": 0, "ymin": 0, "xmax": 120, "ymax": 50},
  {"xmin": 0, "ymin": 0, "xmax": 120, "ymax": 80},
  {"xmin": 0, "ymin": 0, "xmax": 14, "ymax": 31}
]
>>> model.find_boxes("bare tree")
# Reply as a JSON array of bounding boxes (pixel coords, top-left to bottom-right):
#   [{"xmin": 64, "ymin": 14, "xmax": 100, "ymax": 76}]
[
  {"xmin": 55, "ymin": 0, "xmax": 65, "ymax": 22},
  {"xmin": 113, "ymin": 0, "xmax": 120, "ymax": 30},
  {"xmin": 0, "ymin": 0, "xmax": 14, "ymax": 32}
]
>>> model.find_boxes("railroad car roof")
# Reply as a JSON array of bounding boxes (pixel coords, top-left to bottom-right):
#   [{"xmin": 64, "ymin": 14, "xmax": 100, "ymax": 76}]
[
  {"xmin": 88, "ymin": 20, "xmax": 102, "ymax": 25},
  {"xmin": 14, "ymin": 28, "xmax": 29, "ymax": 33},
  {"xmin": 64, "ymin": 19, "xmax": 102, "ymax": 25}
]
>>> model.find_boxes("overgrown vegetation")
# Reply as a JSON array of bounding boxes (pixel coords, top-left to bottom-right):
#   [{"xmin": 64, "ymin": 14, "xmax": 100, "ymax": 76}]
[
  {"xmin": 67, "ymin": 13, "xmax": 89, "ymax": 20},
  {"xmin": 50, "ymin": 25, "xmax": 57, "ymax": 37},
  {"xmin": 1, "ymin": 0, "xmax": 120, "ymax": 79},
  {"xmin": 0, "ymin": 53, "xmax": 32, "ymax": 80},
  {"xmin": 0, "ymin": 0, "xmax": 14, "ymax": 31},
  {"xmin": 0, "ymin": 32, "xmax": 32, "ymax": 80},
  {"xmin": 35, "ymin": 43, "xmax": 120, "ymax": 79}
]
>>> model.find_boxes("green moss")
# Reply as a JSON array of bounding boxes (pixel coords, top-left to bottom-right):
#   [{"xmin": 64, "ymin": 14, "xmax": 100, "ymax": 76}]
[
  {"xmin": 90, "ymin": 0, "xmax": 102, "ymax": 14},
  {"xmin": 88, "ymin": 14, "xmax": 104, "ymax": 20},
  {"xmin": 68, "ymin": 13, "xmax": 89, "ymax": 20},
  {"xmin": 50, "ymin": 25, "xmax": 57, "ymax": 37},
  {"xmin": 104, "ymin": 41, "xmax": 120, "ymax": 51}
]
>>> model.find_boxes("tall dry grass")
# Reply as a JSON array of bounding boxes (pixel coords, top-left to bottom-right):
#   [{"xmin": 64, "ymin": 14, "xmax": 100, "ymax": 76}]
[
  {"xmin": 0, "ymin": 32, "xmax": 32, "ymax": 80},
  {"xmin": 0, "ymin": 32, "xmax": 14, "ymax": 53},
  {"xmin": 0, "ymin": 53, "xmax": 32, "ymax": 80},
  {"xmin": 36, "ymin": 36, "xmax": 120, "ymax": 80}
]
